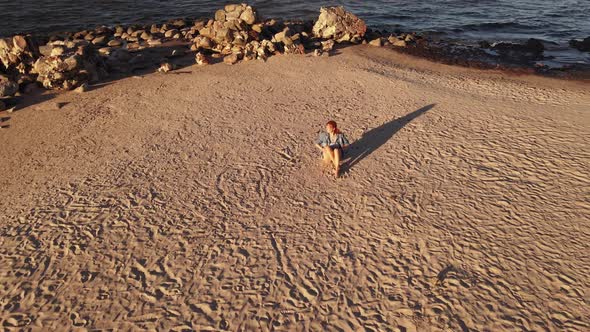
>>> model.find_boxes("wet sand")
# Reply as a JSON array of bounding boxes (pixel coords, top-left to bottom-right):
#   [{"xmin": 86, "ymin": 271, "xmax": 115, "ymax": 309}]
[{"xmin": 1, "ymin": 46, "xmax": 589, "ymax": 331}]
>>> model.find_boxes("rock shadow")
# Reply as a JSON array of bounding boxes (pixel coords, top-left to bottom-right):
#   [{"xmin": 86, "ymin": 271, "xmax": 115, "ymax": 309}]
[{"xmin": 344, "ymin": 103, "xmax": 435, "ymax": 171}]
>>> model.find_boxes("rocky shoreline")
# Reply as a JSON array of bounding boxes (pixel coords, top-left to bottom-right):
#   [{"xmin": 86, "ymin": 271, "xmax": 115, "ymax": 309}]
[{"xmin": 1, "ymin": 4, "xmax": 589, "ymax": 111}]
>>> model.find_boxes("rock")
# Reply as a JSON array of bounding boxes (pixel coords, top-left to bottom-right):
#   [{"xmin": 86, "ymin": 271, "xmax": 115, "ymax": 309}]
[
  {"xmin": 492, "ymin": 38, "xmax": 544, "ymax": 56},
  {"xmin": 193, "ymin": 35, "xmax": 213, "ymax": 50},
  {"xmin": 251, "ymin": 24, "xmax": 263, "ymax": 33},
  {"xmin": 479, "ymin": 40, "xmax": 492, "ymax": 49},
  {"xmin": 393, "ymin": 40, "xmax": 406, "ymax": 47},
  {"xmin": 199, "ymin": 4, "xmax": 258, "ymax": 47},
  {"xmin": 369, "ymin": 38, "xmax": 382, "ymax": 47},
  {"xmin": 195, "ymin": 52, "xmax": 209, "ymax": 65},
  {"xmin": 75, "ymin": 82, "xmax": 89, "ymax": 93},
  {"xmin": 13, "ymin": 35, "xmax": 28, "ymax": 51},
  {"xmin": 312, "ymin": 6, "xmax": 367, "ymax": 42},
  {"xmin": 525, "ymin": 38, "xmax": 544, "ymax": 53},
  {"xmin": 107, "ymin": 39, "xmax": 123, "ymax": 47},
  {"xmin": 215, "ymin": 9, "xmax": 226, "ymax": 22},
  {"xmin": 23, "ymin": 82, "xmax": 40, "ymax": 94},
  {"xmin": 569, "ymin": 36, "xmax": 590, "ymax": 52},
  {"xmin": 0, "ymin": 35, "xmax": 40, "ymax": 75},
  {"xmin": 388, "ymin": 36, "xmax": 407, "ymax": 47},
  {"xmin": 127, "ymin": 42, "xmax": 140, "ymax": 50},
  {"xmin": 109, "ymin": 48, "xmax": 131, "ymax": 61},
  {"xmin": 147, "ymin": 38, "xmax": 163, "ymax": 46},
  {"xmin": 240, "ymin": 7, "xmax": 256, "ymax": 25},
  {"xmin": 164, "ymin": 29, "xmax": 179, "ymax": 38},
  {"xmin": 51, "ymin": 46, "xmax": 65, "ymax": 56},
  {"xmin": 284, "ymin": 43, "xmax": 305, "ymax": 55},
  {"xmin": 140, "ymin": 31, "xmax": 152, "ymax": 40},
  {"xmin": 158, "ymin": 62, "xmax": 175, "ymax": 73},
  {"xmin": 313, "ymin": 49, "xmax": 323, "ymax": 57},
  {"xmin": 274, "ymin": 28, "xmax": 294, "ymax": 46},
  {"xmin": 171, "ymin": 19, "xmax": 187, "ymax": 28},
  {"xmin": 0, "ymin": 75, "xmax": 19, "ymax": 97},
  {"xmin": 321, "ymin": 39, "xmax": 335, "ymax": 51},
  {"xmin": 223, "ymin": 52, "xmax": 240, "ymax": 65},
  {"xmin": 92, "ymin": 35, "xmax": 107, "ymax": 45},
  {"xmin": 98, "ymin": 47, "xmax": 112, "ymax": 56},
  {"xmin": 32, "ymin": 46, "xmax": 105, "ymax": 89},
  {"xmin": 224, "ymin": 4, "xmax": 239, "ymax": 12},
  {"xmin": 39, "ymin": 45, "xmax": 53, "ymax": 56},
  {"xmin": 150, "ymin": 24, "xmax": 160, "ymax": 34}
]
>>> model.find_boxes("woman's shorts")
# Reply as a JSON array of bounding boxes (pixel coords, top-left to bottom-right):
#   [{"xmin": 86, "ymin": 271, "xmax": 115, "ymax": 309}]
[{"xmin": 321, "ymin": 145, "xmax": 346, "ymax": 158}]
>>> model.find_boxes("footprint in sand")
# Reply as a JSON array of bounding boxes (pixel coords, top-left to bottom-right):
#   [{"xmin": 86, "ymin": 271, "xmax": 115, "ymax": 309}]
[{"xmin": 215, "ymin": 163, "xmax": 272, "ymax": 214}]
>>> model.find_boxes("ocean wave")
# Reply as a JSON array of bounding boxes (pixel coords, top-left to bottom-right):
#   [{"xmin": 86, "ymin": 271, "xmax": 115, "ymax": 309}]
[{"xmin": 459, "ymin": 21, "xmax": 532, "ymax": 31}]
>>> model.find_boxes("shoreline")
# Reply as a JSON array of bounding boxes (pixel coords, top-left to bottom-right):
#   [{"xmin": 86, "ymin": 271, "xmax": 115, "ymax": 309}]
[{"xmin": 1, "ymin": 5, "xmax": 589, "ymax": 109}]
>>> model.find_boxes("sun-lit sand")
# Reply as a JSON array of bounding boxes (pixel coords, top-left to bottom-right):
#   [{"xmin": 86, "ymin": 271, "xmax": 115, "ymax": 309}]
[{"xmin": 1, "ymin": 46, "xmax": 589, "ymax": 331}]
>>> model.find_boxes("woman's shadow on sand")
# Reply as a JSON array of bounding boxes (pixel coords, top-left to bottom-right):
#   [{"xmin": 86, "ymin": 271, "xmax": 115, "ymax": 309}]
[{"xmin": 344, "ymin": 103, "xmax": 436, "ymax": 172}]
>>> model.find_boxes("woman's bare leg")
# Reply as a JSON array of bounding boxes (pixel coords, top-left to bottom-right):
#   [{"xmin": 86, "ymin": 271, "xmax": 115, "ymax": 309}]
[
  {"xmin": 322, "ymin": 146, "xmax": 334, "ymax": 163},
  {"xmin": 333, "ymin": 148, "xmax": 342, "ymax": 176}
]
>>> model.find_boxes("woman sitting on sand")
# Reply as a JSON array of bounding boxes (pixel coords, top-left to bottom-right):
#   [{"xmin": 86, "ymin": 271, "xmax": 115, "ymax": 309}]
[{"xmin": 316, "ymin": 120, "xmax": 350, "ymax": 177}]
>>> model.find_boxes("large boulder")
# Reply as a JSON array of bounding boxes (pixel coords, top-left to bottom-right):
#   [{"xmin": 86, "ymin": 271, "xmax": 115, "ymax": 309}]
[
  {"xmin": 312, "ymin": 7, "xmax": 367, "ymax": 42},
  {"xmin": 0, "ymin": 75, "xmax": 19, "ymax": 97}
]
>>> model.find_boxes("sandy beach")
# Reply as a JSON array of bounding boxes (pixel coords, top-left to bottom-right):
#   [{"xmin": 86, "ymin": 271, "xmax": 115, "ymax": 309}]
[{"xmin": 1, "ymin": 45, "xmax": 589, "ymax": 331}]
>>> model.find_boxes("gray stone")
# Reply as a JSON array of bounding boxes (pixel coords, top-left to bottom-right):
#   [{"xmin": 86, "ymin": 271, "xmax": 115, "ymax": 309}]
[
  {"xmin": 569, "ymin": 36, "xmax": 590, "ymax": 52},
  {"xmin": 0, "ymin": 76, "xmax": 19, "ymax": 97},
  {"xmin": 23, "ymin": 82, "xmax": 40, "ymax": 94}
]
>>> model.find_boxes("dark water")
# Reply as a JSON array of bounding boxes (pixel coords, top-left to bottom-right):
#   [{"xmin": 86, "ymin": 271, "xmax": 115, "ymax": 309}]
[{"xmin": 1, "ymin": 0, "xmax": 589, "ymax": 66}]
